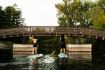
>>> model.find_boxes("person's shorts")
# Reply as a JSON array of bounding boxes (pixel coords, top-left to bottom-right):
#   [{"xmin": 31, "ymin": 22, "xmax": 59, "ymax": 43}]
[
  {"xmin": 33, "ymin": 43, "xmax": 37, "ymax": 47},
  {"xmin": 60, "ymin": 42, "xmax": 66, "ymax": 48}
]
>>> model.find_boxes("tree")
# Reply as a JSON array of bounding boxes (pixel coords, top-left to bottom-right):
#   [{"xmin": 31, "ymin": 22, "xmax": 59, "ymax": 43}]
[
  {"xmin": 55, "ymin": 0, "xmax": 105, "ymax": 44},
  {"xmin": 98, "ymin": 0, "xmax": 105, "ymax": 9},
  {"xmin": 0, "ymin": 5, "xmax": 25, "ymax": 44},
  {"xmin": 86, "ymin": 5, "xmax": 105, "ymax": 29},
  {"xmin": 55, "ymin": 0, "xmax": 74, "ymax": 27},
  {"xmin": 55, "ymin": 0, "xmax": 98, "ymax": 44},
  {"xmin": 55, "ymin": 0, "xmax": 94, "ymax": 27},
  {"xmin": 0, "ymin": 4, "xmax": 24, "ymax": 28}
]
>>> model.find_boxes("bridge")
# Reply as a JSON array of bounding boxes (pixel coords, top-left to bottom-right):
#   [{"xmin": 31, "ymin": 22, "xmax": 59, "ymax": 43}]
[
  {"xmin": 0, "ymin": 26, "xmax": 105, "ymax": 40},
  {"xmin": 1, "ymin": 26, "xmax": 105, "ymax": 62}
]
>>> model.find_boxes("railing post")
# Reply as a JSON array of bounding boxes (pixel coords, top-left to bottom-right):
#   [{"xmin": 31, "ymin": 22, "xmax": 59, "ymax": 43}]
[
  {"xmin": 48, "ymin": 27, "xmax": 51, "ymax": 36},
  {"xmin": 81, "ymin": 28, "xmax": 83, "ymax": 37},
  {"xmin": 68, "ymin": 27, "xmax": 70, "ymax": 36},
  {"xmin": 29, "ymin": 26, "xmax": 32, "ymax": 37},
  {"xmin": 103, "ymin": 37, "xmax": 105, "ymax": 40}
]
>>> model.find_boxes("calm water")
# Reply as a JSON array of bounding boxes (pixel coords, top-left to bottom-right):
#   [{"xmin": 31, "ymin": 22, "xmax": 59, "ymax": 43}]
[{"xmin": 0, "ymin": 52, "xmax": 105, "ymax": 70}]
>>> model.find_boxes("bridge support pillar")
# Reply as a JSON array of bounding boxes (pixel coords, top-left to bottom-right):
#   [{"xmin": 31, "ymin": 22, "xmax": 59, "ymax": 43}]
[
  {"xmin": 0, "ymin": 44, "xmax": 13, "ymax": 63},
  {"xmin": 92, "ymin": 39, "xmax": 105, "ymax": 63}
]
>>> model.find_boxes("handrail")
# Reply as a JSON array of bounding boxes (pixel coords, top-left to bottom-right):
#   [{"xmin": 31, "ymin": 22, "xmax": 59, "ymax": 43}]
[{"xmin": 0, "ymin": 26, "xmax": 105, "ymax": 39}]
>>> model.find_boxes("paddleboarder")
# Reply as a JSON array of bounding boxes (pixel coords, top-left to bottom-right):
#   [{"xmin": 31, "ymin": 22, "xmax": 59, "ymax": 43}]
[
  {"xmin": 30, "ymin": 36, "xmax": 38, "ymax": 54},
  {"xmin": 59, "ymin": 34, "xmax": 66, "ymax": 53}
]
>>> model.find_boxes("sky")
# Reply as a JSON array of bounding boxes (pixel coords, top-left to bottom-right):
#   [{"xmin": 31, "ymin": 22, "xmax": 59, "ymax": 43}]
[
  {"xmin": 0, "ymin": 0, "xmax": 62, "ymax": 26},
  {"xmin": 0, "ymin": 0, "xmax": 96, "ymax": 26}
]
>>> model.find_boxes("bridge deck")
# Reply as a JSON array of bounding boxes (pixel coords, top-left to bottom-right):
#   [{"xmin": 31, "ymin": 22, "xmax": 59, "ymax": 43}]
[{"xmin": 0, "ymin": 26, "xmax": 105, "ymax": 40}]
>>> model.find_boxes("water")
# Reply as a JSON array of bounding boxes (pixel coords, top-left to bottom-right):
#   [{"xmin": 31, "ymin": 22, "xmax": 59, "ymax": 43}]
[
  {"xmin": 0, "ymin": 52, "xmax": 105, "ymax": 70},
  {"xmin": 0, "ymin": 55, "xmax": 57, "ymax": 70}
]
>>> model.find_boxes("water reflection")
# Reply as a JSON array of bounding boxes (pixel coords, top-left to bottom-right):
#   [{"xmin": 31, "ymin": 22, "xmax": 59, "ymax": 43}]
[
  {"xmin": 29, "ymin": 59, "xmax": 38, "ymax": 70},
  {"xmin": 1, "ymin": 52, "xmax": 105, "ymax": 70},
  {"xmin": 28, "ymin": 55, "xmax": 57, "ymax": 70},
  {"xmin": 57, "ymin": 58, "xmax": 68, "ymax": 70}
]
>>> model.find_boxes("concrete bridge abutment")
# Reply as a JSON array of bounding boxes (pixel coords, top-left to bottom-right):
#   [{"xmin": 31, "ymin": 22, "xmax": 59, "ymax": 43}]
[{"xmin": 92, "ymin": 39, "xmax": 105, "ymax": 63}]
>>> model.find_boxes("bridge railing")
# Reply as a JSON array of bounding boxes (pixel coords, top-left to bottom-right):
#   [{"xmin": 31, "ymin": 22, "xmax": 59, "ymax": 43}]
[
  {"xmin": 83, "ymin": 28, "xmax": 105, "ymax": 38},
  {"xmin": 0, "ymin": 26, "xmax": 105, "ymax": 39}
]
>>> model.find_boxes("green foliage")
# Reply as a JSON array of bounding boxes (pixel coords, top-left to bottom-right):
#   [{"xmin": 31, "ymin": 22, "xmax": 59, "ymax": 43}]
[
  {"xmin": 37, "ymin": 36, "xmax": 60, "ymax": 54},
  {"xmin": 55, "ymin": 0, "xmax": 105, "ymax": 29},
  {"xmin": 0, "ymin": 4, "xmax": 24, "ymax": 28},
  {"xmin": 55, "ymin": 0, "xmax": 105, "ymax": 44},
  {"xmin": 65, "ymin": 37, "xmax": 87, "ymax": 44},
  {"xmin": 0, "ymin": 4, "xmax": 25, "ymax": 44},
  {"xmin": 86, "ymin": 5, "xmax": 105, "ymax": 29},
  {"xmin": 55, "ymin": 0, "xmax": 94, "ymax": 27},
  {"xmin": 98, "ymin": 0, "xmax": 105, "ymax": 9},
  {"xmin": 65, "ymin": 37, "xmax": 75, "ymax": 44}
]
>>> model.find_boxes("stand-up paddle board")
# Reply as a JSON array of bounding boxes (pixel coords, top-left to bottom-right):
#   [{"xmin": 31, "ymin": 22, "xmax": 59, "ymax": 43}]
[
  {"xmin": 26, "ymin": 54, "xmax": 43, "ymax": 59},
  {"xmin": 58, "ymin": 53, "xmax": 68, "ymax": 58}
]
